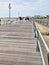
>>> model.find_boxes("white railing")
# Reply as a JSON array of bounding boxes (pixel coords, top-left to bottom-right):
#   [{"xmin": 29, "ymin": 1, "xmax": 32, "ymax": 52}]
[
  {"xmin": 35, "ymin": 19, "xmax": 49, "ymax": 27},
  {"xmin": 33, "ymin": 21, "xmax": 49, "ymax": 65},
  {"xmin": 37, "ymin": 29, "xmax": 49, "ymax": 53},
  {"xmin": 38, "ymin": 40, "xmax": 46, "ymax": 65}
]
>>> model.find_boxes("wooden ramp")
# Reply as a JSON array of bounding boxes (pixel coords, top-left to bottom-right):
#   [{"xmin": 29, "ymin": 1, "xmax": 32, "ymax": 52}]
[{"xmin": 0, "ymin": 21, "xmax": 42, "ymax": 65}]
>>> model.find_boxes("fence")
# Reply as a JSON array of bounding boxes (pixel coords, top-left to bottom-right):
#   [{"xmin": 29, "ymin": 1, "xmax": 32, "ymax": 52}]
[{"xmin": 33, "ymin": 21, "xmax": 49, "ymax": 65}]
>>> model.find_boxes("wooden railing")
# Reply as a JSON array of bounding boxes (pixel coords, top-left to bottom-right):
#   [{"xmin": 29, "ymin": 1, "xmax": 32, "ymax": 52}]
[{"xmin": 33, "ymin": 21, "xmax": 49, "ymax": 65}]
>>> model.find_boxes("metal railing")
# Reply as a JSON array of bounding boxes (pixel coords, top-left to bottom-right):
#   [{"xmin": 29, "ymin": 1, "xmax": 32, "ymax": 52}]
[
  {"xmin": 33, "ymin": 21, "xmax": 49, "ymax": 65},
  {"xmin": 35, "ymin": 19, "xmax": 49, "ymax": 27}
]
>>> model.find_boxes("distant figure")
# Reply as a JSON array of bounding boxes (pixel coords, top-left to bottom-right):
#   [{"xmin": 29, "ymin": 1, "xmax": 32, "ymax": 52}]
[
  {"xmin": 0, "ymin": 19, "xmax": 1, "ymax": 25},
  {"xmin": 19, "ymin": 17, "xmax": 22, "ymax": 20},
  {"xmin": 25, "ymin": 17, "xmax": 29, "ymax": 21}
]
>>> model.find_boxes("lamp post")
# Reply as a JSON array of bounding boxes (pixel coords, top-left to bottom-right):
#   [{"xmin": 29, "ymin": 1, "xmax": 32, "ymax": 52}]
[{"xmin": 9, "ymin": 3, "xmax": 11, "ymax": 21}]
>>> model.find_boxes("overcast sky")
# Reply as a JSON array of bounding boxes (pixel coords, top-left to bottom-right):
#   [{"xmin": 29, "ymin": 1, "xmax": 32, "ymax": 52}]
[{"xmin": 0, "ymin": 0, "xmax": 49, "ymax": 17}]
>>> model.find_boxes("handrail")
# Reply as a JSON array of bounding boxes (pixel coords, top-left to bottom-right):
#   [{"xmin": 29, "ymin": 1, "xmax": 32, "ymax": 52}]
[
  {"xmin": 33, "ymin": 21, "xmax": 49, "ymax": 65},
  {"xmin": 35, "ymin": 19, "xmax": 49, "ymax": 27},
  {"xmin": 37, "ymin": 29, "xmax": 49, "ymax": 53},
  {"xmin": 33, "ymin": 20, "xmax": 49, "ymax": 53},
  {"xmin": 38, "ymin": 40, "xmax": 46, "ymax": 65}
]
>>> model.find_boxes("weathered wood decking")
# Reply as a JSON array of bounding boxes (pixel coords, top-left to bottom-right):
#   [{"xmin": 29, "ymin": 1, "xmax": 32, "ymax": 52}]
[{"xmin": 0, "ymin": 21, "xmax": 42, "ymax": 65}]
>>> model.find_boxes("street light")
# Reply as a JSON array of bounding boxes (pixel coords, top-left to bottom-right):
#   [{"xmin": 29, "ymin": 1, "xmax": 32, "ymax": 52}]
[{"xmin": 9, "ymin": 3, "xmax": 11, "ymax": 21}]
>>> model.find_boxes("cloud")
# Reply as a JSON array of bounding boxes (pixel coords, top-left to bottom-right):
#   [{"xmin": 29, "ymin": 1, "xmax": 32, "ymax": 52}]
[
  {"xmin": 0, "ymin": 1, "xmax": 34, "ymax": 11},
  {"xmin": 0, "ymin": 0, "xmax": 47, "ymax": 10},
  {"xmin": 0, "ymin": 0, "xmax": 49, "ymax": 17}
]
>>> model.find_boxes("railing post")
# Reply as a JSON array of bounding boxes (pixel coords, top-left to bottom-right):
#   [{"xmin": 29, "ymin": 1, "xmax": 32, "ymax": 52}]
[
  {"xmin": 33, "ymin": 21, "xmax": 39, "ymax": 51},
  {"xmin": 47, "ymin": 21, "xmax": 48, "ymax": 26},
  {"xmin": 33, "ymin": 23, "xmax": 36, "ymax": 38},
  {"xmin": 36, "ymin": 30, "xmax": 40, "ymax": 51}
]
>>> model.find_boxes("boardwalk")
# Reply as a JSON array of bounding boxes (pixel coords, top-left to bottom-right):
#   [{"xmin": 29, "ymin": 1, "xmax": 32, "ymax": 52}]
[{"xmin": 0, "ymin": 20, "xmax": 42, "ymax": 65}]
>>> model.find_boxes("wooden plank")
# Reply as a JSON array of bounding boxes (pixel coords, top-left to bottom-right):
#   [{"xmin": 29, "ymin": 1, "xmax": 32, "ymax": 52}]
[{"xmin": 0, "ymin": 21, "xmax": 42, "ymax": 65}]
